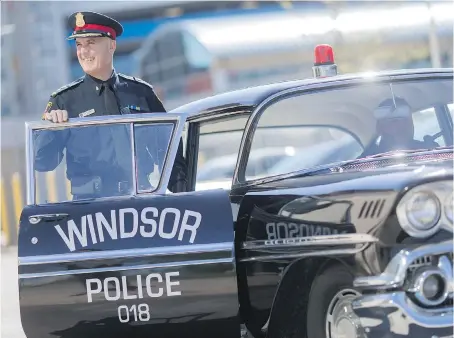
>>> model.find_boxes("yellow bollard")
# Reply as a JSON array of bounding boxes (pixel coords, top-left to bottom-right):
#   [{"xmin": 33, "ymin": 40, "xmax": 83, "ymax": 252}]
[
  {"xmin": 45, "ymin": 171, "xmax": 58, "ymax": 203},
  {"xmin": 11, "ymin": 172, "xmax": 23, "ymax": 230},
  {"xmin": 0, "ymin": 177, "xmax": 11, "ymax": 246},
  {"xmin": 66, "ymin": 178, "xmax": 71, "ymax": 201},
  {"xmin": 36, "ymin": 175, "xmax": 40, "ymax": 204}
]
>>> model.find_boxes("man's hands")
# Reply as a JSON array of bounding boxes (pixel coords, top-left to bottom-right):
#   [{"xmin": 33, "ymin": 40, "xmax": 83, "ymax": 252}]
[{"xmin": 44, "ymin": 110, "xmax": 68, "ymax": 123}]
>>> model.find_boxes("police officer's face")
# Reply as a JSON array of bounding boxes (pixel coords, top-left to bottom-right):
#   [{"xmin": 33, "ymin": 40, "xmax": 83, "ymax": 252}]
[
  {"xmin": 377, "ymin": 116, "xmax": 415, "ymax": 144},
  {"xmin": 76, "ymin": 37, "xmax": 116, "ymax": 77}
]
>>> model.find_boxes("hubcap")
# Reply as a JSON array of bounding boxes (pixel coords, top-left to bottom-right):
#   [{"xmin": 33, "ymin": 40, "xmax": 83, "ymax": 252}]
[{"xmin": 325, "ymin": 289, "xmax": 365, "ymax": 338}]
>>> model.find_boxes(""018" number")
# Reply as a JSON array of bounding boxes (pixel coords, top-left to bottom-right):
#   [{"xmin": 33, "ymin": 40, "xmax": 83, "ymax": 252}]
[{"xmin": 118, "ymin": 303, "xmax": 151, "ymax": 323}]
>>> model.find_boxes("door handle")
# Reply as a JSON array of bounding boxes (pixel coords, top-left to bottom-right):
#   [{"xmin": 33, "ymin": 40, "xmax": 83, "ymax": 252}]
[{"xmin": 29, "ymin": 213, "xmax": 69, "ymax": 224}]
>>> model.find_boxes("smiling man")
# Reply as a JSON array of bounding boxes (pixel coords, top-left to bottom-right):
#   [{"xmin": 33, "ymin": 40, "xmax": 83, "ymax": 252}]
[
  {"xmin": 35, "ymin": 11, "xmax": 188, "ymax": 195},
  {"xmin": 42, "ymin": 11, "xmax": 167, "ymax": 120}
]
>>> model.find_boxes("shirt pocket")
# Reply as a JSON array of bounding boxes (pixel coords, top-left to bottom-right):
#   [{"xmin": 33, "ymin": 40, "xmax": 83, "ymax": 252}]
[{"xmin": 117, "ymin": 92, "xmax": 149, "ymax": 113}]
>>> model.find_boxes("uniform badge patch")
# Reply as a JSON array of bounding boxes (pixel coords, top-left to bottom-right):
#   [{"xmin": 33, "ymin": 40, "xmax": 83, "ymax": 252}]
[
  {"xmin": 79, "ymin": 109, "xmax": 95, "ymax": 117},
  {"xmin": 128, "ymin": 105, "xmax": 141, "ymax": 111},
  {"xmin": 42, "ymin": 101, "xmax": 52, "ymax": 120},
  {"xmin": 75, "ymin": 12, "xmax": 85, "ymax": 28}
]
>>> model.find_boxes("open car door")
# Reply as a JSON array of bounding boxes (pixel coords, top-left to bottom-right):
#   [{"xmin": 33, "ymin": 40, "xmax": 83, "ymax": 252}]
[{"xmin": 18, "ymin": 113, "xmax": 240, "ymax": 338}]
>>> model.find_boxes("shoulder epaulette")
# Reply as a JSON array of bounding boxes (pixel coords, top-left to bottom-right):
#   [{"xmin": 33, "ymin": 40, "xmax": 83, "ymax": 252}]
[
  {"xmin": 50, "ymin": 77, "xmax": 84, "ymax": 97},
  {"xmin": 118, "ymin": 73, "xmax": 154, "ymax": 89}
]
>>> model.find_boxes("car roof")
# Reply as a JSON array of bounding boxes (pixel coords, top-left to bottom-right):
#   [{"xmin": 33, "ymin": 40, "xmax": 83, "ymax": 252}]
[{"xmin": 169, "ymin": 68, "xmax": 453, "ymax": 118}]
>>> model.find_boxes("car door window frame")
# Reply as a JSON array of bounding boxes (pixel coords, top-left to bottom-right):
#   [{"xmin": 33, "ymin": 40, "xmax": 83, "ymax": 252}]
[
  {"xmin": 185, "ymin": 109, "xmax": 253, "ymax": 192},
  {"xmin": 433, "ymin": 103, "xmax": 454, "ymax": 145}
]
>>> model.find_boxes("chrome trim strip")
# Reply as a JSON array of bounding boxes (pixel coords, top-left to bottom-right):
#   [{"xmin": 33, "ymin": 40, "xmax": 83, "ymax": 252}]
[
  {"xmin": 25, "ymin": 113, "xmax": 189, "ymax": 130},
  {"xmin": 19, "ymin": 257, "xmax": 234, "ymax": 279},
  {"xmin": 19, "ymin": 242, "xmax": 233, "ymax": 265},
  {"xmin": 242, "ymin": 234, "xmax": 378, "ymax": 250},
  {"xmin": 353, "ymin": 240, "xmax": 453, "ymax": 289},
  {"xmin": 156, "ymin": 114, "xmax": 186, "ymax": 195},
  {"xmin": 129, "ymin": 122, "xmax": 137, "ymax": 195},
  {"xmin": 239, "ymin": 245, "xmax": 369, "ymax": 262},
  {"xmin": 352, "ymin": 291, "xmax": 454, "ymax": 328},
  {"xmin": 25, "ymin": 123, "xmax": 34, "ymax": 205}
]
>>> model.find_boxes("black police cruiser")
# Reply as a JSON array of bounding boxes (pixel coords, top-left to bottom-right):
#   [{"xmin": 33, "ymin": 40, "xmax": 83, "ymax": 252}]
[{"xmin": 18, "ymin": 45, "xmax": 453, "ymax": 338}]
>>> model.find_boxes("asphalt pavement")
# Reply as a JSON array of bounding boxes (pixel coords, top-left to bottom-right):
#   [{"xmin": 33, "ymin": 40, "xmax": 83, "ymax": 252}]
[{"xmin": 1, "ymin": 246, "xmax": 26, "ymax": 338}]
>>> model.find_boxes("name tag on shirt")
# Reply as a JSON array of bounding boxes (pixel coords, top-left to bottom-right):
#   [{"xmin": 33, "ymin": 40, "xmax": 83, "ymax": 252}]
[{"xmin": 79, "ymin": 109, "xmax": 95, "ymax": 118}]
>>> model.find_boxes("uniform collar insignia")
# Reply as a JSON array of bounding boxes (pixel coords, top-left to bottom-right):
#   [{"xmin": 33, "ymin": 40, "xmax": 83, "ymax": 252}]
[{"xmin": 84, "ymin": 69, "xmax": 119, "ymax": 93}]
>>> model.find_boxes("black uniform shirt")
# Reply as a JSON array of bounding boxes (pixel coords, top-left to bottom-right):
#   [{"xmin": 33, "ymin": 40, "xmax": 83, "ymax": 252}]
[
  {"xmin": 45, "ymin": 70, "xmax": 166, "ymax": 117},
  {"xmin": 35, "ymin": 70, "xmax": 187, "ymax": 195}
]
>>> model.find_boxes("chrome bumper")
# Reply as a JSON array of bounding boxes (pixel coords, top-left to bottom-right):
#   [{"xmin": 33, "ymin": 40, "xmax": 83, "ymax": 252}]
[{"xmin": 352, "ymin": 240, "xmax": 453, "ymax": 337}]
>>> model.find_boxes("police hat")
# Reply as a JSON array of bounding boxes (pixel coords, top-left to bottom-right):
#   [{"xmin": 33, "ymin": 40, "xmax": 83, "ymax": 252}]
[
  {"xmin": 67, "ymin": 11, "xmax": 123, "ymax": 40},
  {"xmin": 374, "ymin": 97, "xmax": 411, "ymax": 120}
]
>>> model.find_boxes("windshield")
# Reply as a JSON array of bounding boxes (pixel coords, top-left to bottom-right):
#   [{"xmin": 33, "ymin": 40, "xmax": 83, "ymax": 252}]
[
  {"xmin": 246, "ymin": 77, "xmax": 453, "ymax": 180},
  {"xmin": 31, "ymin": 122, "xmax": 174, "ymax": 203}
]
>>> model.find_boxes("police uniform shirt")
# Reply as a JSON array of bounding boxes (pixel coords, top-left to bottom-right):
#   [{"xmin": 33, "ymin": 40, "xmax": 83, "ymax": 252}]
[{"xmin": 43, "ymin": 70, "xmax": 166, "ymax": 118}]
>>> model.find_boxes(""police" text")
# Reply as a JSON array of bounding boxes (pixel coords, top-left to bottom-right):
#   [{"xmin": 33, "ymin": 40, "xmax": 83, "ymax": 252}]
[{"xmin": 86, "ymin": 271, "xmax": 182, "ymax": 303}]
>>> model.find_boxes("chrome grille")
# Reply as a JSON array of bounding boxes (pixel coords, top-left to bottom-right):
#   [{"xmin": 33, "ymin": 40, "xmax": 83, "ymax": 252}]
[
  {"xmin": 338, "ymin": 152, "xmax": 453, "ymax": 171},
  {"xmin": 406, "ymin": 252, "xmax": 453, "ymax": 309},
  {"xmin": 408, "ymin": 255, "xmax": 434, "ymax": 271}
]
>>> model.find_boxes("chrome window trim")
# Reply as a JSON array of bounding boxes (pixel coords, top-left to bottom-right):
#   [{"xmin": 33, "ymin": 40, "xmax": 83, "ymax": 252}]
[{"xmin": 25, "ymin": 112, "xmax": 190, "ymax": 205}]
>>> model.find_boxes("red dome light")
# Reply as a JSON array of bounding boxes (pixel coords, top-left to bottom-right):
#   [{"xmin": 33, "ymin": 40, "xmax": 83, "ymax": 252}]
[{"xmin": 314, "ymin": 44, "xmax": 335, "ymax": 65}]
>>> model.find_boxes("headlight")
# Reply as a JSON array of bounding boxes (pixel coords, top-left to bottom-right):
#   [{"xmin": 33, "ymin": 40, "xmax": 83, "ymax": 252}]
[
  {"xmin": 397, "ymin": 181, "xmax": 451, "ymax": 238},
  {"xmin": 405, "ymin": 192, "xmax": 440, "ymax": 230},
  {"xmin": 444, "ymin": 193, "xmax": 453, "ymax": 223}
]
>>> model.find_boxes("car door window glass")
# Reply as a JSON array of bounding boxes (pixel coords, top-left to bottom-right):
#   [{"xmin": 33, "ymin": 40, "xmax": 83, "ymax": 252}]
[
  {"xmin": 412, "ymin": 107, "xmax": 445, "ymax": 146},
  {"xmin": 196, "ymin": 114, "xmax": 250, "ymax": 191}
]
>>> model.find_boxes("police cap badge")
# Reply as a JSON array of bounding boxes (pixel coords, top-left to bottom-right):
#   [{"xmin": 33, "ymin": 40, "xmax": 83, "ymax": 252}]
[{"xmin": 67, "ymin": 11, "xmax": 123, "ymax": 40}]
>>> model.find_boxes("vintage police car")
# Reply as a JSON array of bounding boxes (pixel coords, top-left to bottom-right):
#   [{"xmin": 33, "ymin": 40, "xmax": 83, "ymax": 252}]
[{"xmin": 18, "ymin": 45, "xmax": 453, "ymax": 338}]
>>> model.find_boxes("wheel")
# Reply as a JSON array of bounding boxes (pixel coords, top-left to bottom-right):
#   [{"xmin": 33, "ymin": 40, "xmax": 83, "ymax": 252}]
[
  {"xmin": 306, "ymin": 265, "xmax": 365, "ymax": 338},
  {"xmin": 267, "ymin": 263, "xmax": 365, "ymax": 338}
]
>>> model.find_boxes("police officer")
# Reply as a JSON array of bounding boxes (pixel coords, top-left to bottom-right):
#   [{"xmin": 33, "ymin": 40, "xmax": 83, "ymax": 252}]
[
  {"xmin": 361, "ymin": 97, "xmax": 439, "ymax": 157},
  {"xmin": 35, "ymin": 11, "xmax": 187, "ymax": 198}
]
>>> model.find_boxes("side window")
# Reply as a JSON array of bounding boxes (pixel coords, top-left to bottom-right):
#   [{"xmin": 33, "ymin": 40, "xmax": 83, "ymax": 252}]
[
  {"xmin": 195, "ymin": 114, "xmax": 250, "ymax": 191},
  {"xmin": 141, "ymin": 43, "xmax": 161, "ymax": 83},
  {"xmin": 182, "ymin": 31, "xmax": 212, "ymax": 73},
  {"xmin": 412, "ymin": 107, "xmax": 445, "ymax": 146}
]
